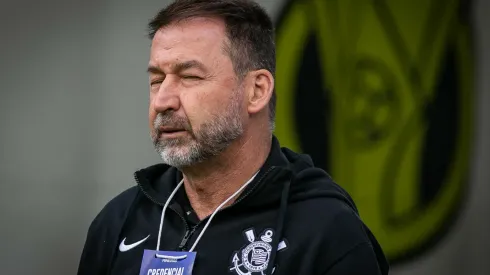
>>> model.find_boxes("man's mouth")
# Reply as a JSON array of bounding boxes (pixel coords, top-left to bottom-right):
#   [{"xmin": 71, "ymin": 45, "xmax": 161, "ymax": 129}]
[{"xmin": 158, "ymin": 126, "xmax": 187, "ymax": 137}]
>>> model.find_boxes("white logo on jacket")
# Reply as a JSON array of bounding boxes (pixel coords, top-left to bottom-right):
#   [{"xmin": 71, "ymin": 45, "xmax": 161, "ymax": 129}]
[
  {"xmin": 119, "ymin": 235, "xmax": 150, "ymax": 252},
  {"xmin": 230, "ymin": 229, "xmax": 287, "ymax": 275}
]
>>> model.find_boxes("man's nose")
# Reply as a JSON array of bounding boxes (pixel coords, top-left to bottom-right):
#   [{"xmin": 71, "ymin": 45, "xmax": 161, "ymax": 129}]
[{"xmin": 153, "ymin": 78, "xmax": 181, "ymax": 113}]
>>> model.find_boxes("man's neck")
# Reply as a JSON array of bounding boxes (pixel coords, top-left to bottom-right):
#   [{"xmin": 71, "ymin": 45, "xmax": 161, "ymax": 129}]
[{"xmin": 181, "ymin": 133, "xmax": 271, "ymax": 220}]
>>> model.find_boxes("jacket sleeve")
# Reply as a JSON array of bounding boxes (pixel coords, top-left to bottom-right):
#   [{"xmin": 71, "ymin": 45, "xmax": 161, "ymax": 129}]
[
  {"xmin": 317, "ymin": 202, "xmax": 389, "ymax": 275},
  {"xmin": 76, "ymin": 187, "xmax": 139, "ymax": 275},
  {"xmin": 322, "ymin": 242, "xmax": 383, "ymax": 275},
  {"xmin": 77, "ymin": 211, "xmax": 110, "ymax": 275}
]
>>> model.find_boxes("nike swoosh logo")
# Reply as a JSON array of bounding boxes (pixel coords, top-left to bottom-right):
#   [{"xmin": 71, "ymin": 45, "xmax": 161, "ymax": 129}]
[{"xmin": 119, "ymin": 235, "xmax": 150, "ymax": 252}]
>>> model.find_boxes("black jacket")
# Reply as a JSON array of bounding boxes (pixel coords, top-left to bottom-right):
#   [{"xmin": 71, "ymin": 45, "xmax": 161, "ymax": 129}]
[{"xmin": 77, "ymin": 136, "xmax": 389, "ymax": 275}]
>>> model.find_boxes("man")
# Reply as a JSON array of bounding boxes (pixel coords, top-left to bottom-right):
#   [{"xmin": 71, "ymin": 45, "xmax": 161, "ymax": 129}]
[{"xmin": 77, "ymin": 0, "xmax": 389, "ymax": 274}]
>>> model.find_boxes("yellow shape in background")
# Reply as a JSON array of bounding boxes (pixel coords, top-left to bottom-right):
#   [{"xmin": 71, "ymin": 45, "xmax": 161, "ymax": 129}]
[{"xmin": 275, "ymin": 0, "xmax": 473, "ymax": 262}]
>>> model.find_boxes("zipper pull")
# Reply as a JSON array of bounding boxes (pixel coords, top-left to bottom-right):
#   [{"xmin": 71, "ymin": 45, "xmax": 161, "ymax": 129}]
[{"xmin": 178, "ymin": 229, "xmax": 192, "ymax": 250}]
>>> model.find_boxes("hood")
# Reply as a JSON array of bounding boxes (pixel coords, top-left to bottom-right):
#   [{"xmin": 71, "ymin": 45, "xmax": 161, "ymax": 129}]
[{"xmin": 269, "ymin": 139, "xmax": 389, "ymax": 274}]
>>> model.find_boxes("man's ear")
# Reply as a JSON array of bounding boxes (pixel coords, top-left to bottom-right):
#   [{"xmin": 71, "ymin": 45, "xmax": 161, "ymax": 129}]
[{"xmin": 246, "ymin": 69, "xmax": 274, "ymax": 115}]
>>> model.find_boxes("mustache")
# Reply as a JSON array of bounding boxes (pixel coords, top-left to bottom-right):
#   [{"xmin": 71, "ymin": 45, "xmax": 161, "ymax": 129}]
[{"xmin": 154, "ymin": 112, "xmax": 193, "ymax": 133}]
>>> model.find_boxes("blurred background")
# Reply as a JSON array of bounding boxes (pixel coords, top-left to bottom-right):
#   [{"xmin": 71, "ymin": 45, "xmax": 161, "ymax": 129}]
[{"xmin": 0, "ymin": 0, "xmax": 488, "ymax": 274}]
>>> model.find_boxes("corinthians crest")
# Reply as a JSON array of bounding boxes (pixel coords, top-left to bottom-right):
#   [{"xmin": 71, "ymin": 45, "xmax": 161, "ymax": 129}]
[{"xmin": 230, "ymin": 228, "xmax": 287, "ymax": 275}]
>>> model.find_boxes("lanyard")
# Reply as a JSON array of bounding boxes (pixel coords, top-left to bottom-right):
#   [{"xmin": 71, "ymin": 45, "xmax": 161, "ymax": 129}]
[{"xmin": 156, "ymin": 171, "xmax": 259, "ymax": 256}]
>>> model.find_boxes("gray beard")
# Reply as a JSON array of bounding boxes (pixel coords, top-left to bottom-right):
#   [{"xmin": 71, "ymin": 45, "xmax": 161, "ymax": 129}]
[{"xmin": 151, "ymin": 93, "xmax": 244, "ymax": 168}]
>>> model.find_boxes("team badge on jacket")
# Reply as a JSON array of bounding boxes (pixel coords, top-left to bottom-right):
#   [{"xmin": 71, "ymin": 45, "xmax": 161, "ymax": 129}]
[{"xmin": 229, "ymin": 228, "xmax": 287, "ymax": 275}]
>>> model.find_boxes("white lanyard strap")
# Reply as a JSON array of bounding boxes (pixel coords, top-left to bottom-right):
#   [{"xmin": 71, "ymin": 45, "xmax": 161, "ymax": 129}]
[
  {"xmin": 156, "ymin": 171, "xmax": 259, "ymax": 252},
  {"xmin": 156, "ymin": 179, "xmax": 184, "ymax": 252}
]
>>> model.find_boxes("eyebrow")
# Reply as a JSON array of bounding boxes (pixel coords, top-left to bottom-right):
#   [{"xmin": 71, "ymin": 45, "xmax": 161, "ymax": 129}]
[{"xmin": 147, "ymin": 60, "xmax": 208, "ymax": 74}]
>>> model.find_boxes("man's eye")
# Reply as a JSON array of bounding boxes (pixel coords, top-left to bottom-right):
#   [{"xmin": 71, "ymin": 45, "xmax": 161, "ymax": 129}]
[
  {"xmin": 150, "ymin": 80, "xmax": 163, "ymax": 86},
  {"xmin": 182, "ymin": 75, "xmax": 201, "ymax": 80}
]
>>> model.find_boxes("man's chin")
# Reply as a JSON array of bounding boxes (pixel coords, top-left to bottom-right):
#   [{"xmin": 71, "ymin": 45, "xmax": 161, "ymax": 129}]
[
  {"xmin": 157, "ymin": 134, "xmax": 192, "ymax": 147},
  {"xmin": 159, "ymin": 151, "xmax": 200, "ymax": 168}
]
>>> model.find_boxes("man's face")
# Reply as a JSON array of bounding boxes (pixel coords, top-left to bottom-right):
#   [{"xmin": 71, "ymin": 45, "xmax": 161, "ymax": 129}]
[{"xmin": 148, "ymin": 17, "xmax": 245, "ymax": 168}]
